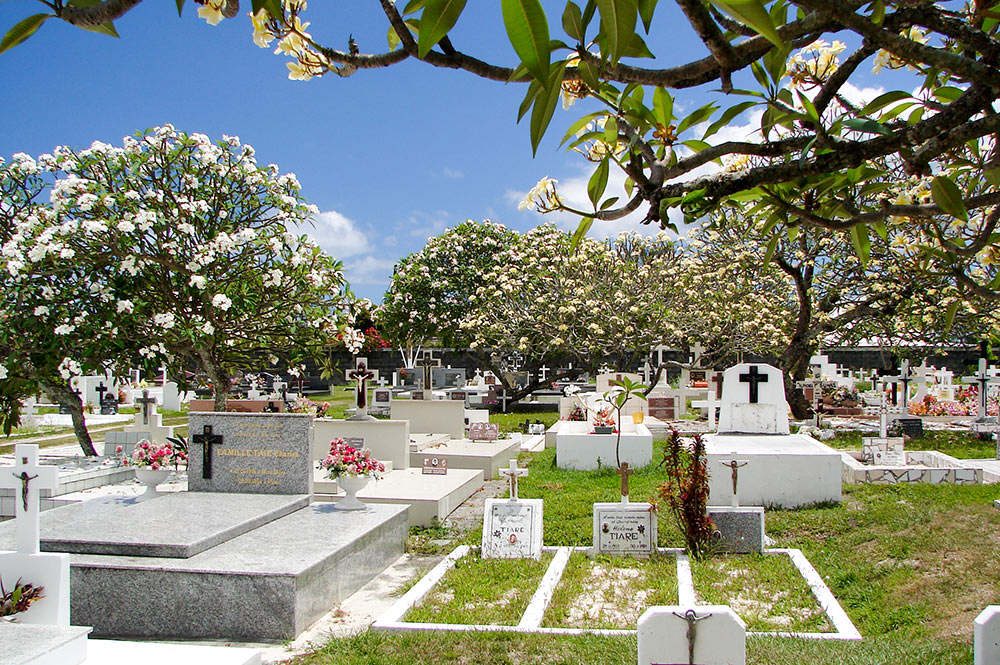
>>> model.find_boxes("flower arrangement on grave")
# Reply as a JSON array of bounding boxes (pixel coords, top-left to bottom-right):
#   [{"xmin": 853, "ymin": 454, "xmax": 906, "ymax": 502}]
[
  {"xmin": 827, "ymin": 385, "xmax": 860, "ymax": 407},
  {"xmin": 319, "ymin": 438, "xmax": 385, "ymax": 480},
  {"xmin": 0, "ymin": 577, "xmax": 44, "ymax": 620},
  {"xmin": 289, "ymin": 396, "xmax": 330, "ymax": 418},
  {"xmin": 592, "ymin": 407, "xmax": 617, "ymax": 430},
  {"xmin": 657, "ymin": 429, "xmax": 714, "ymax": 559},
  {"xmin": 117, "ymin": 388, "xmax": 127, "ymax": 404},
  {"xmin": 567, "ymin": 404, "xmax": 586, "ymax": 421},
  {"xmin": 120, "ymin": 439, "xmax": 187, "ymax": 470}
]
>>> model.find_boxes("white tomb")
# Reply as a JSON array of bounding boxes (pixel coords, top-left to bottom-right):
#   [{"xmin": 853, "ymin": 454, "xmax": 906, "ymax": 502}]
[
  {"xmin": 554, "ymin": 421, "xmax": 653, "ymax": 470},
  {"xmin": 637, "ymin": 605, "xmax": 746, "ymax": 665},
  {"xmin": 122, "ymin": 391, "xmax": 175, "ymax": 443},
  {"xmin": 706, "ymin": 363, "xmax": 842, "ymax": 508},
  {"xmin": 0, "ymin": 445, "xmax": 71, "ymax": 627}
]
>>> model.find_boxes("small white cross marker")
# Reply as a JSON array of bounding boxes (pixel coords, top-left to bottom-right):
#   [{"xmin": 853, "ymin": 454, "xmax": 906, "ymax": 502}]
[{"xmin": 499, "ymin": 459, "xmax": 528, "ymax": 501}]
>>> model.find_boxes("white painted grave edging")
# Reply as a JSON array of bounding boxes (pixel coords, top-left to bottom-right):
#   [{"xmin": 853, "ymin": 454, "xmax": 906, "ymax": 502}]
[{"xmin": 373, "ymin": 545, "xmax": 861, "ymax": 640}]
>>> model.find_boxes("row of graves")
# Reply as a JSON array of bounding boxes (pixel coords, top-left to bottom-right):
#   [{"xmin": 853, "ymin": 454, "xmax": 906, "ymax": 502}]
[{"xmin": 370, "ymin": 362, "xmax": 864, "ymax": 665}]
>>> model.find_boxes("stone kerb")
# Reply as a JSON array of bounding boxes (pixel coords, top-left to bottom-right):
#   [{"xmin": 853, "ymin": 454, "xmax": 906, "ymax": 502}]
[
  {"xmin": 717, "ymin": 363, "xmax": 790, "ymax": 435},
  {"xmin": 637, "ymin": 604, "xmax": 746, "ymax": 665},
  {"xmin": 187, "ymin": 412, "xmax": 313, "ymax": 495},
  {"xmin": 390, "ymin": 399, "xmax": 465, "ymax": 439},
  {"xmin": 312, "ymin": 419, "xmax": 410, "ymax": 470}
]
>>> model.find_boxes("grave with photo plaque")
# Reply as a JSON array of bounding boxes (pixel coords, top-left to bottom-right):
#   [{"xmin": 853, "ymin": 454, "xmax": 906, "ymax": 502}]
[
  {"xmin": 591, "ymin": 502, "xmax": 657, "ymax": 557},
  {"xmin": 188, "ymin": 412, "xmax": 313, "ymax": 495},
  {"xmin": 422, "ymin": 455, "xmax": 448, "ymax": 475},
  {"xmin": 469, "ymin": 422, "xmax": 500, "ymax": 441},
  {"xmin": 481, "ymin": 460, "xmax": 542, "ymax": 560}
]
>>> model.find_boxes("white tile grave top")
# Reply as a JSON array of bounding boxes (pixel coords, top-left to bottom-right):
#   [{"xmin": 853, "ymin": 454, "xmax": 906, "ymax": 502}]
[{"xmin": 717, "ymin": 363, "xmax": 789, "ymax": 435}]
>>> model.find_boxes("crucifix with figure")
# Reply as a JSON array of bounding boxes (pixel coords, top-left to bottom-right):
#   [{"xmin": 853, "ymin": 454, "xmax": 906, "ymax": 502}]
[
  {"xmin": 617, "ymin": 462, "xmax": 635, "ymax": 502},
  {"xmin": 135, "ymin": 389, "xmax": 157, "ymax": 426},
  {"xmin": 348, "ymin": 362, "xmax": 376, "ymax": 420},
  {"xmin": 720, "ymin": 456, "xmax": 749, "ymax": 507},
  {"xmin": 192, "ymin": 425, "xmax": 223, "ymax": 480},
  {"xmin": 500, "ymin": 459, "xmax": 528, "ymax": 501},
  {"xmin": 739, "ymin": 365, "xmax": 768, "ymax": 403},
  {"xmin": 0, "ymin": 444, "xmax": 58, "ymax": 553}
]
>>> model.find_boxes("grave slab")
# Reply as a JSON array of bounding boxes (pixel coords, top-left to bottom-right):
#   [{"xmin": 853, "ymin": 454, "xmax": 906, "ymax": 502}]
[
  {"xmin": 637, "ymin": 604, "xmax": 746, "ymax": 665},
  {"xmin": 0, "ymin": 502, "xmax": 409, "ymax": 641},
  {"xmin": 705, "ymin": 433, "xmax": 841, "ymax": 508},
  {"xmin": 708, "ymin": 506, "xmax": 765, "ymax": 553},
  {"xmin": 39, "ymin": 492, "xmax": 309, "ymax": 557},
  {"xmin": 555, "ymin": 421, "xmax": 653, "ymax": 470},
  {"xmin": 83, "ymin": 639, "xmax": 261, "ymax": 665},
  {"xmin": 0, "ymin": 624, "xmax": 91, "ymax": 665},
  {"xmin": 314, "ymin": 467, "xmax": 483, "ymax": 527},
  {"xmin": 407, "ymin": 438, "xmax": 521, "ymax": 479}
]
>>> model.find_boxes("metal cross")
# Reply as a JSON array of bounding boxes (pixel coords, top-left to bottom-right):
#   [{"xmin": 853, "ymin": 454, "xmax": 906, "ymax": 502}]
[
  {"xmin": 672, "ymin": 608, "xmax": 711, "ymax": 665},
  {"xmin": 500, "ymin": 459, "xmax": 528, "ymax": 501},
  {"xmin": 617, "ymin": 462, "xmax": 635, "ymax": 499},
  {"xmin": 192, "ymin": 425, "xmax": 224, "ymax": 480},
  {"xmin": 738, "ymin": 365, "xmax": 768, "ymax": 403},
  {"xmin": 720, "ymin": 457, "xmax": 749, "ymax": 507}
]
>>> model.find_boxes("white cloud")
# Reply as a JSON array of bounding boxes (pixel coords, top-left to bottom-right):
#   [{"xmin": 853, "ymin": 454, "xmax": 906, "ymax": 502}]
[
  {"xmin": 442, "ymin": 168, "xmax": 464, "ymax": 179},
  {"xmin": 295, "ymin": 210, "xmax": 371, "ymax": 259},
  {"xmin": 344, "ymin": 255, "xmax": 398, "ymax": 286}
]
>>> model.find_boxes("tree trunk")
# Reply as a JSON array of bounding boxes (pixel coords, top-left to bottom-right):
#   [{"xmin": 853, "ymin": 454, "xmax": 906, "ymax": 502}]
[
  {"xmin": 200, "ymin": 354, "xmax": 231, "ymax": 412},
  {"xmin": 780, "ymin": 339, "xmax": 816, "ymax": 420},
  {"xmin": 44, "ymin": 381, "xmax": 98, "ymax": 456}
]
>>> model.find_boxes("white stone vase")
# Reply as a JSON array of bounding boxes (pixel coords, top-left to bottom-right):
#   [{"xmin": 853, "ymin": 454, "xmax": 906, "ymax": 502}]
[
  {"xmin": 335, "ymin": 474, "xmax": 370, "ymax": 511},
  {"xmin": 134, "ymin": 468, "xmax": 170, "ymax": 502}
]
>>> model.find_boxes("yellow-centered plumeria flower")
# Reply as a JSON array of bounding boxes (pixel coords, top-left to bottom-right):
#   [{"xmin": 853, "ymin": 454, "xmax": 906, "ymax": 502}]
[{"xmin": 197, "ymin": 0, "xmax": 226, "ymax": 26}]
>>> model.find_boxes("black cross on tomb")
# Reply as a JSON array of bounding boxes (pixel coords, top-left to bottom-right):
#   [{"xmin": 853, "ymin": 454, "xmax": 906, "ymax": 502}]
[
  {"xmin": 95, "ymin": 382, "xmax": 108, "ymax": 402},
  {"xmin": 193, "ymin": 425, "xmax": 224, "ymax": 480},
  {"xmin": 739, "ymin": 365, "xmax": 768, "ymax": 403},
  {"xmin": 135, "ymin": 390, "xmax": 157, "ymax": 425}
]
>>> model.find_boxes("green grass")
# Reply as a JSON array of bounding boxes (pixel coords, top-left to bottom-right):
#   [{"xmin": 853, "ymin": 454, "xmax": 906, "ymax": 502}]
[
  {"xmin": 405, "ymin": 553, "xmax": 554, "ymax": 626},
  {"xmin": 490, "ymin": 411, "xmax": 560, "ymax": 437},
  {"xmin": 824, "ymin": 430, "xmax": 996, "ymax": 458},
  {"xmin": 691, "ymin": 553, "xmax": 831, "ymax": 633},
  {"xmin": 541, "ymin": 552, "xmax": 677, "ymax": 629}
]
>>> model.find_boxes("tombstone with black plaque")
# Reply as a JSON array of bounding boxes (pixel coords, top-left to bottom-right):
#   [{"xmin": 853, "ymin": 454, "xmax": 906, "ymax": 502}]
[{"xmin": 99, "ymin": 395, "xmax": 119, "ymax": 415}]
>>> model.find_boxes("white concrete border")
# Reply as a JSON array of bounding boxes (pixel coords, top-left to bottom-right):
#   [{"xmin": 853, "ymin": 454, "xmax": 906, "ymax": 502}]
[{"xmin": 373, "ymin": 545, "xmax": 861, "ymax": 641}]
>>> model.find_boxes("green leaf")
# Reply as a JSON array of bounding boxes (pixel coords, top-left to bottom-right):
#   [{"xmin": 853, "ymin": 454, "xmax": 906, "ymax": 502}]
[
  {"xmin": 676, "ymin": 102, "xmax": 718, "ymax": 135},
  {"xmin": 710, "ymin": 0, "xmax": 784, "ymax": 50},
  {"xmin": 932, "ymin": 86, "xmax": 966, "ymax": 103},
  {"xmin": 560, "ymin": 111, "xmax": 608, "ymax": 146},
  {"xmin": 702, "ymin": 101, "xmax": 757, "ymax": 140},
  {"xmin": 622, "ymin": 31, "xmax": 654, "ymax": 58},
  {"xmin": 652, "ymin": 87, "xmax": 673, "ymax": 127},
  {"xmin": 529, "ymin": 62, "xmax": 567, "ymax": 155},
  {"xmin": 417, "ymin": 0, "xmax": 466, "ymax": 58},
  {"xmin": 251, "ymin": 0, "xmax": 283, "ymax": 18},
  {"xmin": 402, "ymin": 0, "xmax": 426, "ymax": 15},
  {"xmin": 681, "ymin": 139, "xmax": 710, "ymax": 152},
  {"xmin": 599, "ymin": 196, "xmax": 619, "ymax": 210},
  {"xmin": 985, "ymin": 168, "xmax": 1000, "ymax": 188},
  {"xmin": 869, "ymin": 0, "xmax": 885, "ymax": 25},
  {"xmin": 594, "ymin": 0, "xmax": 638, "ymax": 63},
  {"xmin": 81, "ymin": 20, "xmax": 118, "ymax": 38},
  {"xmin": 850, "ymin": 223, "xmax": 871, "ymax": 266},
  {"xmin": 562, "ymin": 1, "xmax": 584, "ymax": 42},
  {"xmin": 859, "ymin": 90, "xmax": 912, "ymax": 116},
  {"xmin": 502, "ymin": 0, "xmax": 551, "ymax": 83},
  {"xmin": 944, "ymin": 300, "xmax": 960, "ymax": 333},
  {"xmin": 762, "ymin": 234, "xmax": 781, "ymax": 264},
  {"xmin": 931, "ymin": 176, "xmax": 968, "ymax": 222},
  {"xmin": 175, "ymin": 0, "xmax": 185, "ymax": 16},
  {"xmin": 570, "ymin": 217, "xmax": 594, "ymax": 253},
  {"xmin": 637, "ymin": 0, "xmax": 658, "ymax": 32},
  {"xmin": 0, "ymin": 13, "xmax": 50, "ymax": 54},
  {"xmin": 588, "ymin": 159, "xmax": 610, "ymax": 208},
  {"xmin": 870, "ymin": 219, "xmax": 887, "ymax": 240},
  {"xmin": 517, "ymin": 79, "xmax": 542, "ymax": 121},
  {"xmin": 577, "ymin": 57, "xmax": 601, "ymax": 90},
  {"xmin": 842, "ymin": 118, "xmax": 893, "ymax": 136}
]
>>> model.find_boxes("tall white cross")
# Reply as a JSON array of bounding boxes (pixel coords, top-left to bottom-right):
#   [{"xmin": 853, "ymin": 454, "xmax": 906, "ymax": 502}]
[
  {"xmin": 500, "ymin": 459, "xmax": 528, "ymax": 501},
  {"xmin": 913, "ymin": 361, "xmax": 934, "ymax": 402},
  {"xmin": 689, "ymin": 342, "xmax": 706, "ymax": 366},
  {"xmin": 0, "ymin": 444, "xmax": 58, "ymax": 554},
  {"xmin": 963, "ymin": 357, "xmax": 1000, "ymax": 420}
]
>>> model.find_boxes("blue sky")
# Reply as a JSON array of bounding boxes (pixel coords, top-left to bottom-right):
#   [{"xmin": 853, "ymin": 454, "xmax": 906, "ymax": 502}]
[{"xmin": 0, "ymin": 1, "xmax": 905, "ymax": 301}]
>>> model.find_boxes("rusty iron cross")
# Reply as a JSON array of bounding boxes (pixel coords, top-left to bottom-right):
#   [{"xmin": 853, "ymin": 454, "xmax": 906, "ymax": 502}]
[{"xmin": 617, "ymin": 462, "xmax": 635, "ymax": 497}]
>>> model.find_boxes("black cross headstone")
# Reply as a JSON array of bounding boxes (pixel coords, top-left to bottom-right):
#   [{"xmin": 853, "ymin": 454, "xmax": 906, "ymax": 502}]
[
  {"xmin": 95, "ymin": 382, "xmax": 109, "ymax": 403},
  {"xmin": 135, "ymin": 389, "xmax": 157, "ymax": 425},
  {"xmin": 738, "ymin": 365, "xmax": 768, "ymax": 403},
  {"xmin": 192, "ymin": 425, "xmax": 223, "ymax": 480}
]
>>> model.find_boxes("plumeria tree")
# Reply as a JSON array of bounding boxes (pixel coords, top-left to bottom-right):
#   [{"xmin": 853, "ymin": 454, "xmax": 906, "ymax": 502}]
[
  {"xmin": 8, "ymin": 1, "xmax": 1000, "ymax": 309},
  {"xmin": 2, "ymin": 127, "xmax": 356, "ymax": 417},
  {"xmin": 377, "ymin": 220, "xmax": 518, "ymax": 366},
  {"xmin": 462, "ymin": 224, "xmax": 684, "ymax": 399}
]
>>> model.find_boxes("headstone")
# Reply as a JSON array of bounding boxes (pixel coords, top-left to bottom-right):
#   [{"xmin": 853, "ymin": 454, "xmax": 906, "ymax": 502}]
[
  {"xmin": 637, "ymin": 605, "xmax": 746, "ymax": 665},
  {"xmin": 963, "ymin": 342, "xmax": 1000, "ymax": 421},
  {"xmin": 469, "ymin": 422, "xmax": 500, "ymax": 441},
  {"xmin": 482, "ymin": 460, "xmax": 542, "ymax": 560},
  {"xmin": 592, "ymin": 501, "xmax": 657, "ymax": 557},
  {"xmin": 717, "ymin": 363, "xmax": 789, "ymax": 435},
  {"xmin": 0, "ymin": 444, "xmax": 70, "ymax": 626},
  {"xmin": 975, "ymin": 605, "xmax": 1000, "ymax": 665},
  {"xmin": 187, "ymin": 412, "xmax": 313, "ymax": 495},
  {"xmin": 373, "ymin": 388, "xmax": 392, "ymax": 412},
  {"xmin": 708, "ymin": 507, "xmax": 765, "ymax": 554},
  {"xmin": 100, "ymin": 394, "xmax": 119, "ymax": 415},
  {"xmin": 862, "ymin": 437, "xmax": 906, "ymax": 465}
]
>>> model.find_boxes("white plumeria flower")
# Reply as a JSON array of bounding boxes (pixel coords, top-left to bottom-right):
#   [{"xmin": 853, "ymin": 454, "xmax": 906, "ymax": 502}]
[
  {"xmin": 212, "ymin": 293, "xmax": 233, "ymax": 311},
  {"xmin": 0, "ymin": 363, "xmax": 7, "ymax": 380}
]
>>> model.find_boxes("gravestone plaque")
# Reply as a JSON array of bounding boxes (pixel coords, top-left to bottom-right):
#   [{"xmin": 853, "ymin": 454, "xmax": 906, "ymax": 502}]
[
  {"xmin": 481, "ymin": 499, "xmax": 543, "ymax": 559},
  {"xmin": 896, "ymin": 417, "xmax": 924, "ymax": 439},
  {"xmin": 411, "ymin": 390, "xmax": 425, "ymax": 401},
  {"xmin": 592, "ymin": 502, "xmax": 657, "ymax": 556},
  {"xmin": 422, "ymin": 455, "xmax": 448, "ymax": 475},
  {"xmin": 450, "ymin": 391, "xmax": 467, "ymax": 401},
  {"xmin": 647, "ymin": 396, "xmax": 675, "ymax": 420},
  {"xmin": 862, "ymin": 437, "xmax": 906, "ymax": 465},
  {"xmin": 469, "ymin": 422, "xmax": 500, "ymax": 441},
  {"xmin": 99, "ymin": 395, "xmax": 119, "ymax": 415},
  {"xmin": 187, "ymin": 412, "xmax": 313, "ymax": 495}
]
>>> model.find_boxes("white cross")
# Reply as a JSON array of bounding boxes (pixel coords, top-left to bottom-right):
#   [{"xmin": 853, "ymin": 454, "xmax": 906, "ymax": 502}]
[
  {"xmin": 0, "ymin": 444, "xmax": 59, "ymax": 554},
  {"xmin": 538, "ymin": 365, "xmax": 551, "ymax": 382},
  {"xmin": 691, "ymin": 389, "xmax": 720, "ymax": 431},
  {"xmin": 499, "ymin": 459, "xmax": 528, "ymax": 501},
  {"xmin": 914, "ymin": 361, "xmax": 934, "ymax": 402},
  {"xmin": 963, "ymin": 358, "xmax": 1000, "ymax": 420},
  {"xmin": 689, "ymin": 342, "xmax": 706, "ymax": 365}
]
